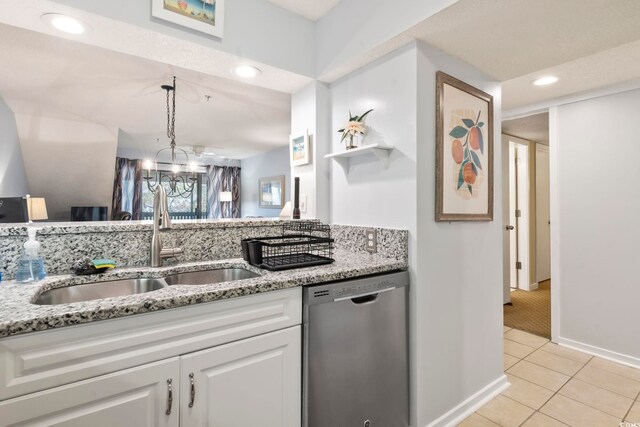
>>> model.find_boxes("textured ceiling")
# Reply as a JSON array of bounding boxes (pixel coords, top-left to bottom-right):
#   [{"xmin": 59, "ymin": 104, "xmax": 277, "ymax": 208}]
[
  {"xmin": 413, "ymin": 0, "xmax": 640, "ymax": 110},
  {"xmin": 267, "ymin": 0, "xmax": 341, "ymax": 21},
  {"xmin": 503, "ymin": 113, "xmax": 549, "ymax": 145},
  {"xmin": 316, "ymin": 0, "xmax": 640, "ymax": 110},
  {"xmin": 502, "ymin": 39, "xmax": 640, "ymax": 110},
  {"xmin": 414, "ymin": 0, "xmax": 640, "ymax": 81},
  {"xmin": 0, "ymin": 24, "xmax": 291, "ymax": 159}
]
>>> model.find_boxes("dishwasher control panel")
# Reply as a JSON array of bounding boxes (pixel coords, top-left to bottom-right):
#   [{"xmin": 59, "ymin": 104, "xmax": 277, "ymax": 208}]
[
  {"xmin": 304, "ymin": 271, "xmax": 408, "ymax": 305},
  {"xmin": 333, "ymin": 279, "xmax": 395, "ymax": 299}
]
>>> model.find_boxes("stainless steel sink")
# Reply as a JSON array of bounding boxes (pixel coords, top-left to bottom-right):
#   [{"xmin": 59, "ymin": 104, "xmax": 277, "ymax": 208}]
[
  {"xmin": 164, "ymin": 268, "xmax": 259, "ymax": 286},
  {"xmin": 34, "ymin": 278, "xmax": 168, "ymax": 305}
]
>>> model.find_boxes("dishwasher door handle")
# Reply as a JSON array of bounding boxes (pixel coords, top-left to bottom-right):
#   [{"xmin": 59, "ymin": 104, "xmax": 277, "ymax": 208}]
[{"xmin": 333, "ymin": 286, "xmax": 396, "ymax": 302}]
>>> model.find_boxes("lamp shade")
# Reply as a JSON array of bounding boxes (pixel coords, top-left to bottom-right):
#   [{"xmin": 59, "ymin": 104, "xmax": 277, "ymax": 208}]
[
  {"xmin": 27, "ymin": 198, "xmax": 48, "ymax": 221},
  {"xmin": 279, "ymin": 201, "xmax": 292, "ymax": 219},
  {"xmin": 220, "ymin": 191, "xmax": 233, "ymax": 202}
]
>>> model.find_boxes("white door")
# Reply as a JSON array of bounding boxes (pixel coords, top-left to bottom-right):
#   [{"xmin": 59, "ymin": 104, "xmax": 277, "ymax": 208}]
[
  {"xmin": 536, "ymin": 145, "xmax": 551, "ymax": 281},
  {"xmin": 180, "ymin": 326, "xmax": 301, "ymax": 427},
  {"xmin": 0, "ymin": 357, "xmax": 180, "ymax": 427}
]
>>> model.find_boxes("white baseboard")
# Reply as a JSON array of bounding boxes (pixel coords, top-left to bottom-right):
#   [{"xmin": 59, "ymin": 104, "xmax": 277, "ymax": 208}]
[
  {"xmin": 558, "ymin": 337, "xmax": 640, "ymax": 369},
  {"xmin": 518, "ymin": 282, "xmax": 538, "ymax": 292},
  {"xmin": 424, "ymin": 374, "xmax": 510, "ymax": 427}
]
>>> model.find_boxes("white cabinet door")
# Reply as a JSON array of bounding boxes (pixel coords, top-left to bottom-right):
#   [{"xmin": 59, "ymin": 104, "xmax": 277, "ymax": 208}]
[
  {"xmin": 0, "ymin": 357, "xmax": 180, "ymax": 427},
  {"xmin": 180, "ymin": 326, "xmax": 301, "ymax": 427}
]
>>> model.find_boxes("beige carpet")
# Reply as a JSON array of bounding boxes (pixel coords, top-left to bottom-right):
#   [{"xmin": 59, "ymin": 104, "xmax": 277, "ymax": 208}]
[{"xmin": 504, "ymin": 280, "xmax": 551, "ymax": 339}]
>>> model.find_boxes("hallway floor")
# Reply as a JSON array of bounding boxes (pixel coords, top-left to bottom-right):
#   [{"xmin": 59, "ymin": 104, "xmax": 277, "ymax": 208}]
[
  {"xmin": 504, "ymin": 280, "xmax": 551, "ymax": 338},
  {"xmin": 458, "ymin": 327, "xmax": 640, "ymax": 426}
]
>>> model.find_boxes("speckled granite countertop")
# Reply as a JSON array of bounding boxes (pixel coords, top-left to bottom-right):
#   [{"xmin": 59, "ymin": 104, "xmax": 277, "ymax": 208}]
[{"xmin": 0, "ymin": 250, "xmax": 407, "ymax": 338}]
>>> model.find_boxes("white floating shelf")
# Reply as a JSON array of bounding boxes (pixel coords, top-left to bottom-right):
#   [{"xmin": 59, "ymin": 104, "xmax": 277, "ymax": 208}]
[{"xmin": 324, "ymin": 143, "xmax": 394, "ymax": 174}]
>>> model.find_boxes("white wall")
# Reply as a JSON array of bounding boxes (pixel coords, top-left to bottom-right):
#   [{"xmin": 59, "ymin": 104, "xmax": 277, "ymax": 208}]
[
  {"xmin": 16, "ymin": 114, "xmax": 118, "ymax": 221},
  {"xmin": 416, "ymin": 42, "xmax": 504, "ymax": 426},
  {"xmin": 240, "ymin": 146, "xmax": 290, "ymax": 217},
  {"xmin": 330, "ymin": 44, "xmax": 417, "ymax": 229},
  {"xmin": 290, "ymin": 81, "xmax": 331, "ymax": 221},
  {"xmin": 328, "ymin": 41, "xmax": 504, "ymax": 426},
  {"xmin": 554, "ymin": 89, "xmax": 640, "ymax": 364},
  {"xmin": 0, "ymin": 97, "xmax": 29, "ymax": 197}
]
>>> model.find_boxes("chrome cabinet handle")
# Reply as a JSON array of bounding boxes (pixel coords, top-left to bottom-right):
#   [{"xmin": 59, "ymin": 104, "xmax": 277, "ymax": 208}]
[
  {"xmin": 506, "ymin": 225, "xmax": 515, "ymax": 231},
  {"xmin": 166, "ymin": 379, "xmax": 173, "ymax": 415},
  {"xmin": 189, "ymin": 373, "xmax": 195, "ymax": 408}
]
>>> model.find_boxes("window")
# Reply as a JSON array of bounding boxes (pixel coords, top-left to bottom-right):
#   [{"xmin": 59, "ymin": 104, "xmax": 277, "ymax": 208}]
[{"xmin": 141, "ymin": 171, "xmax": 208, "ymax": 220}]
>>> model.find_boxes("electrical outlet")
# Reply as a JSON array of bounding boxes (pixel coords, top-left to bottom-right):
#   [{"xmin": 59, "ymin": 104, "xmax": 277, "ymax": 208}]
[
  {"xmin": 365, "ymin": 228, "xmax": 377, "ymax": 253},
  {"xmin": 300, "ymin": 194, "xmax": 307, "ymax": 213}
]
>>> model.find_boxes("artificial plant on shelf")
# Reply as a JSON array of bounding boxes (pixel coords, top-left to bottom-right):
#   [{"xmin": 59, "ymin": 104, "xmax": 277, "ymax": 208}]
[{"xmin": 337, "ymin": 109, "xmax": 373, "ymax": 150}]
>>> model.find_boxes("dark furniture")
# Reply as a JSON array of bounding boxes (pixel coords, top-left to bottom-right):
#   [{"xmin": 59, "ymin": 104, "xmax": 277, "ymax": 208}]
[
  {"xmin": 71, "ymin": 206, "xmax": 108, "ymax": 222},
  {"xmin": 0, "ymin": 197, "xmax": 29, "ymax": 223}
]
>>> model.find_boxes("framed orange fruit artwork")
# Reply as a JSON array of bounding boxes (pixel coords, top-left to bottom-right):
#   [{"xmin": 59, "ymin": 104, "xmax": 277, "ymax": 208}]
[{"xmin": 436, "ymin": 71, "xmax": 494, "ymax": 221}]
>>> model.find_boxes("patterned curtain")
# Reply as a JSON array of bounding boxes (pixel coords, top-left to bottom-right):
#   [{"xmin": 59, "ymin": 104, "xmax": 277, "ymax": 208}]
[
  {"xmin": 111, "ymin": 157, "xmax": 142, "ymax": 220},
  {"xmin": 206, "ymin": 165, "xmax": 241, "ymax": 219},
  {"xmin": 229, "ymin": 167, "xmax": 241, "ymax": 218}
]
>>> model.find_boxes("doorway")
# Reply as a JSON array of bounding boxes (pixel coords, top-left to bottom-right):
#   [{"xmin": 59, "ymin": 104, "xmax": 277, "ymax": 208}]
[{"xmin": 501, "ymin": 112, "xmax": 551, "ymax": 339}]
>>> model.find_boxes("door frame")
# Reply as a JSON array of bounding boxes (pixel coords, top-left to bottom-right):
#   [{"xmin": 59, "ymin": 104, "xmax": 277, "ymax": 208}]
[
  {"xmin": 503, "ymin": 135, "xmax": 535, "ymax": 292},
  {"xmin": 535, "ymin": 144, "xmax": 551, "ymax": 283},
  {"xmin": 549, "ymin": 107, "xmax": 560, "ymax": 342}
]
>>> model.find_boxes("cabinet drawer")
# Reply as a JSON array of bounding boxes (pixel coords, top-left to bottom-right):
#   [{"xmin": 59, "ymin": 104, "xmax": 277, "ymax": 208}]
[{"xmin": 0, "ymin": 287, "xmax": 301, "ymax": 400}]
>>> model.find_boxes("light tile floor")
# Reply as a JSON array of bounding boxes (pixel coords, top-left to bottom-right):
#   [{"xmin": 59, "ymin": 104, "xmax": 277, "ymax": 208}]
[{"xmin": 458, "ymin": 326, "xmax": 640, "ymax": 426}]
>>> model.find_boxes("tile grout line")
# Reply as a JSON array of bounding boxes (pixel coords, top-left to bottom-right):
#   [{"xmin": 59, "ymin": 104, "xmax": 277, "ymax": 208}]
[
  {"xmin": 574, "ymin": 357, "xmax": 640, "ymax": 401},
  {"xmin": 522, "ymin": 351, "xmax": 586, "ymax": 377},
  {"xmin": 621, "ymin": 389, "xmax": 640, "ymax": 422}
]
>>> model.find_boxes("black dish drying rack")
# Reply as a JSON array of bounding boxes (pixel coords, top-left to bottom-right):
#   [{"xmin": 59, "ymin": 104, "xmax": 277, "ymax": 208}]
[{"xmin": 241, "ymin": 222, "xmax": 335, "ymax": 271}]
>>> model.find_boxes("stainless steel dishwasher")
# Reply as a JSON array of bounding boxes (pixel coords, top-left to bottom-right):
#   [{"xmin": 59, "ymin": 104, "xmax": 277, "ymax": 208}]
[{"xmin": 303, "ymin": 271, "xmax": 409, "ymax": 427}]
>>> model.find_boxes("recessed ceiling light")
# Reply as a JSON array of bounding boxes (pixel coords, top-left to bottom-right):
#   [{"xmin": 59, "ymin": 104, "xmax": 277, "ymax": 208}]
[
  {"xmin": 532, "ymin": 76, "xmax": 558, "ymax": 86},
  {"xmin": 42, "ymin": 13, "xmax": 86, "ymax": 34},
  {"xmin": 232, "ymin": 65, "xmax": 261, "ymax": 79}
]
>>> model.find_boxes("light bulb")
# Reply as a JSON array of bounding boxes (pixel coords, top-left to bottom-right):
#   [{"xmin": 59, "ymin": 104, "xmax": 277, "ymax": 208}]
[
  {"xmin": 232, "ymin": 65, "xmax": 261, "ymax": 78},
  {"xmin": 171, "ymin": 164, "xmax": 180, "ymax": 174},
  {"xmin": 43, "ymin": 14, "xmax": 86, "ymax": 34},
  {"xmin": 532, "ymin": 76, "xmax": 558, "ymax": 86}
]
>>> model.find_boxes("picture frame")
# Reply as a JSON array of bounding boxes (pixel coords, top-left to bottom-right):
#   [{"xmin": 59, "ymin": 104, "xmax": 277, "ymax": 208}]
[
  {"xmin": 436, "ymin": 71, "xmax": 494, "ymax": 221},
  {"xmin": 258, "ymin": 175, "xmax": 285, "ymax": 209},
  {"xmin": 290, "ymin": 131, "xmax": 310, "ymax": 166},
  {"xmin": 152, "ymin": 0, "xmax": 225, "ymax": 39}
]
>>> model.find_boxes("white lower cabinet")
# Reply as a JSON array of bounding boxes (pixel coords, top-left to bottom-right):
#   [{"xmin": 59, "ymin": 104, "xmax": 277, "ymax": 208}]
[
  {"xmin": 0, "ymin": 357, "xmax": 181, "ymax": 427},
  {"xmin": 180, "ymin": 325, "xmax": 301, "ymax": 427},
  {"xmin": 0, "ymin": 326, "xmax": 301, "ymax": 427}
]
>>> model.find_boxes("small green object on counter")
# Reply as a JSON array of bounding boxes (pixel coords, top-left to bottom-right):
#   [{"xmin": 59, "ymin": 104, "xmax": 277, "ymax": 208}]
[{"xmin": 92, "ymin": 259, "xmax": 116, "ymax": 270}]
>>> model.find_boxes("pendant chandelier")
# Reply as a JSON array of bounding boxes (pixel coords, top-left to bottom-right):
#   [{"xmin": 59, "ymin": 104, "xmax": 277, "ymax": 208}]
[{"xmin": 143, "ymin": 76, "xmax": 197, "ymax": 198}]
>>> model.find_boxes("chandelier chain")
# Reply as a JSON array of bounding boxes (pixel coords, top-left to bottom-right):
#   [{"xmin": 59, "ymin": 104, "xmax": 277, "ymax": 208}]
[
  {"xmin": 166, "ymin": 76, "xmax": 176, "ymax": 144},
  {"xmin": 145, "ymin": 75, "xmax": 196, "ymax": 198}
]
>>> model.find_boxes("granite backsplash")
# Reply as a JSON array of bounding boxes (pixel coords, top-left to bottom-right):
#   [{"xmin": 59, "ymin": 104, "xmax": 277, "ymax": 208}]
[{"xmin": 0, "ymin": 220, "xmax": 407, "ymax": 279}]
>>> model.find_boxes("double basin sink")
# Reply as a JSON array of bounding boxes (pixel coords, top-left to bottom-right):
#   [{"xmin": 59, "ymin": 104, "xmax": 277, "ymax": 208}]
[{"xmin": 34, "ymin": 268, "xmax": 260, "ymax": 305}]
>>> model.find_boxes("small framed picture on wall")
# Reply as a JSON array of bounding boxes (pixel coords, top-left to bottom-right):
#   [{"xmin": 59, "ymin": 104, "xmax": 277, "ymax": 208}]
[
  {"xmin": 436, "ymin": 71, "xmax": 494, "ymax": 221},
  {"xmin": 290, "ymin": 131, "xmax": 310, "ymax": 166},
  {"xmin": 152, "ymin": 0, "xmax": 225, "ymax": 38}
]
